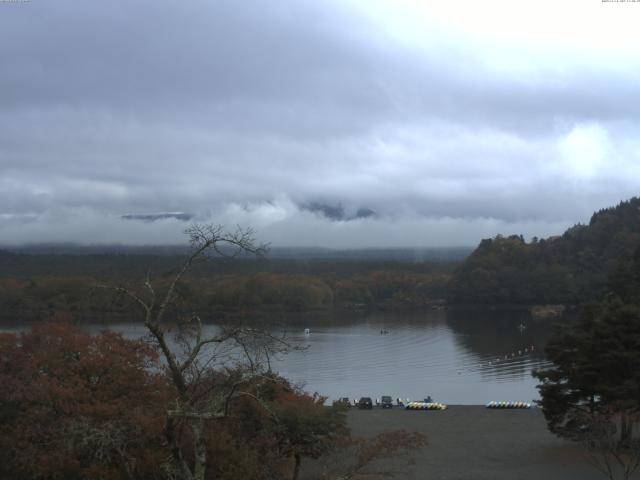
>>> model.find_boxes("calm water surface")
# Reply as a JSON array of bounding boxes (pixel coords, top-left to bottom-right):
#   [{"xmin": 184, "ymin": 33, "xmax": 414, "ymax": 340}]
[
  {"xmin": 269, "ymin": 308, "xmax": 554, "ymax": 405},
  {"xmin": 2, "ymin": 308, "xmax": 556, "ymax": 405}
]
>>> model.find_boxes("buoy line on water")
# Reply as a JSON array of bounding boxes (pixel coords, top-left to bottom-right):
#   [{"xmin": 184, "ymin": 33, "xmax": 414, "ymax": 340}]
[{"xmin": 487, "ymin": 345, "xmax": 535, "ymax": 366}]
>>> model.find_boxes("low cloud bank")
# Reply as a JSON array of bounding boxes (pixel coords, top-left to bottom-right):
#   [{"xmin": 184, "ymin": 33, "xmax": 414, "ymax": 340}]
[{"xmin": 0, "ymin": 198, "xmax": 570, "ymax": 248}]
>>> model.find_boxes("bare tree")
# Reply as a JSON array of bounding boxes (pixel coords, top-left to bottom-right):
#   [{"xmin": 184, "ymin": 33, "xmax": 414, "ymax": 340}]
[
  {"xmin": 63, "ymin": 419, "xmax": 139, "ymax": 480},
  {"xmin": 582, "ymin": 412, "xmax": 640, "ymax": 480},
  {"xmin": 106, "ymin": 224, "xmax": 291, "ymax": 480}
]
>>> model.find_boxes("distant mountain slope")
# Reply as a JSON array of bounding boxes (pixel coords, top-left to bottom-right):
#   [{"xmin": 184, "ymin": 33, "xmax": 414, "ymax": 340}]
[{"xmin": 449, "ymin": 197, "xmax": 640, "ymax": 304}]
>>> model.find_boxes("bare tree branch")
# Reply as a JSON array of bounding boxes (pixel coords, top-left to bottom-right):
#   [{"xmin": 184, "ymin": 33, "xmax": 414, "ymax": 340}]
[{"xmin": 100, "ymin": 224, "xmax": 289, "ymax": 480}]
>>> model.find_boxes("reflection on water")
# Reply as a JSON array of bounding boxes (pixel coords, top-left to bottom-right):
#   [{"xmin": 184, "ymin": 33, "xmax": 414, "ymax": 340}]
[
  {"xmin": 271, "ymin": 308, "xmax": 556, "ymax": 405},
  {"xmin": 0, "ymin": 307, "xmax": 561, "ymax": 404}
]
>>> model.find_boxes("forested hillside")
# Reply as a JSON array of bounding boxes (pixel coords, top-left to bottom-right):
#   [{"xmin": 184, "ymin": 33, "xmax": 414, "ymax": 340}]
[
  {"xmin": 449, "ymin": 197, "xmax": 640, "ymax": 304},
  {"xmin": 0, "ymin": 254, "xmax": 452, "ymax": 323}
]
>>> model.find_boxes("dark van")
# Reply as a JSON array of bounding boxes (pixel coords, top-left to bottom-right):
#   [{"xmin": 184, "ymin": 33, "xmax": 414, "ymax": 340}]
[{"xmin": 358, "ymin": 397, "xmax": 373, "ymax": 409}]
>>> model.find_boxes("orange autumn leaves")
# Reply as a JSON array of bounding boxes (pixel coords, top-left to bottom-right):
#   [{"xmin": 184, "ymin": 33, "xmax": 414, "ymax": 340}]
[
  {"xmin": 0, "ymin": 323, "xmax": 170, "ymax": 480},
  {"xmin": 0, "ymin": 324, "xmax": 352, "ymax": 480}
]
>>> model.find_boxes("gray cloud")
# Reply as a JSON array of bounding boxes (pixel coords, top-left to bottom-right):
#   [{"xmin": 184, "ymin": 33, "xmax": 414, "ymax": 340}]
[{"xmin": 1, "ymin": 0, "xmax": 639, "ymax": 246}]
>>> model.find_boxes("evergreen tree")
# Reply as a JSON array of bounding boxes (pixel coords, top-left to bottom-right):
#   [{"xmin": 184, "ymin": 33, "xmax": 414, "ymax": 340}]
[
  {"xmin": 534, "ymin": 245, "xmax": 640, "ymax": 446},
  {"xmin": 534, "ymin": 300, "xmax": 640, "ymax": 443}
]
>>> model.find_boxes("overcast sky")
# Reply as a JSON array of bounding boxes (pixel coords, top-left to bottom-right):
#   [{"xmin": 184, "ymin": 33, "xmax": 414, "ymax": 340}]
[{"xmin": 1, "ymin": 0, "xmax": 640, "ymax": 247}]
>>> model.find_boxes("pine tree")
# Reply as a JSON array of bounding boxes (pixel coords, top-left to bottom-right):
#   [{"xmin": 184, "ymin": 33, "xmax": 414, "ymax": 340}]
[{"xmin": 534, "ymin": 246, "xmax": 640, "ymax": 446}]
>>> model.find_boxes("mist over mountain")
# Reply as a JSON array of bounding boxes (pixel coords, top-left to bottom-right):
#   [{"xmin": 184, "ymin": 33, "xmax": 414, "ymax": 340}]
[
  {"xmin": 301, "ymin": 203, "xmax": 376, "ymax": 221},
  {"xmin": 121, "ymin": 212, "xmax": 194, "ymax": 222}
]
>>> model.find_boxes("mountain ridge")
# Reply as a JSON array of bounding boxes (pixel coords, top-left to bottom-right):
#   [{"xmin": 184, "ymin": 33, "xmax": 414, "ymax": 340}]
[{"xmin": 448, "ymin": 196, "xmax": 640, "ymax": 305}]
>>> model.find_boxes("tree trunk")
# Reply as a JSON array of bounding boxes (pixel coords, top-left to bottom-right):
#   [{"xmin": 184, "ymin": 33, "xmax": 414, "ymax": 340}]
[
  {"xmin": 165, "ymin": 416, "xmax": 194, "ymax": 480},
  {"xmin": 620, "ymin": 413, "xmax": 631, "ymax": 446},
  {"xmin": 292, "ymin": 453, "xmax": 301, "ymax": 480},
  {"xmin": 192, "ymin": 418, "xmax": 208, "ymax": 480}
]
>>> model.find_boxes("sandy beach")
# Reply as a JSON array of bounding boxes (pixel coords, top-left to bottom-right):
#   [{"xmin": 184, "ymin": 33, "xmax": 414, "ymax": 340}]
[{"xmin": 301, "ymin": 405, "xmax": 633, "ymax": 480}]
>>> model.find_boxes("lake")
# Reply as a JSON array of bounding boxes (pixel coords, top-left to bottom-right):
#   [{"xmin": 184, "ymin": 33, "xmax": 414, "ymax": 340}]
[
  {"xmin": 1, "ymin": 307, "xmax": 559, "ymax": 404},
  {"xmin": 267, "ymin": 307, "xmax": 555, "ymax": 405}
]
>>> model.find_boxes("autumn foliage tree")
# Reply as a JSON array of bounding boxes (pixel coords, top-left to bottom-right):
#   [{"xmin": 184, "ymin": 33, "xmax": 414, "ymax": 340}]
[
  {"xmin": 270, "ymin": 389, "xmax": 349, "ymax": 479},
  {"xmin": 0, "ymin": 320, "xmax": 354, "ymax": 480},
  {"xmin": 0, "ymin": 322, "xmax": 170, "ymax": 480}
]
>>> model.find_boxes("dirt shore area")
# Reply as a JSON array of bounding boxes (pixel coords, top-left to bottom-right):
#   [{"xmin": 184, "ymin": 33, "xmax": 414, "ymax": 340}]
[{"xmin": 301, "ymin": 405, "xmax": 632, "ymax": 479}]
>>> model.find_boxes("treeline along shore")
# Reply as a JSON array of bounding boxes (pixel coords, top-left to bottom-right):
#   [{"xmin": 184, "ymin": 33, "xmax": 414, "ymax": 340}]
[
  {"xmin": 2, "ymin": 196, "xmax": 640, "ymax": 324},
  {"xmin": 0, "ymin": 253, "xmax": 455, "ymax": 323}
]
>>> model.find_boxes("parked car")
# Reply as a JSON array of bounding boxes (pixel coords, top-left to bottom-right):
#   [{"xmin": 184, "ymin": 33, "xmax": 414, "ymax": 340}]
[
  {"xmin": 335, "ymin": 397, "xmax": 351, "ymax": 408},
  {"xmin": 381, "ymin": 395, "xmax": 393, "ymax": 409},
  {"xmin": 357, "ymin": 397, "xmax": 373, "ymax": 409}
]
